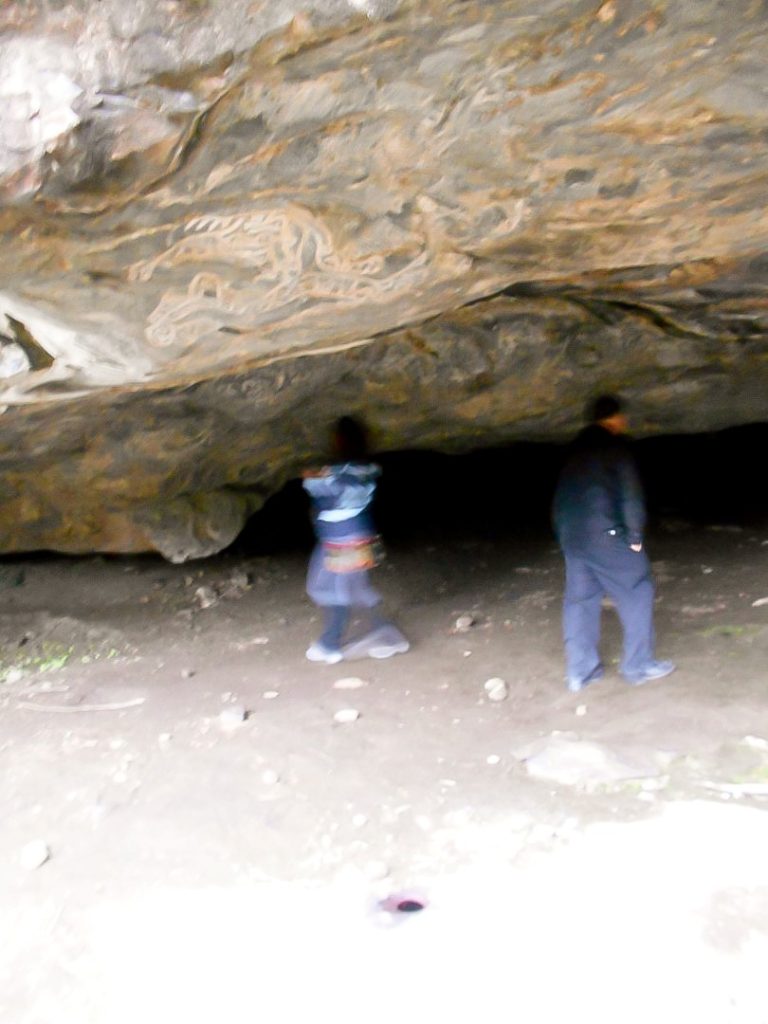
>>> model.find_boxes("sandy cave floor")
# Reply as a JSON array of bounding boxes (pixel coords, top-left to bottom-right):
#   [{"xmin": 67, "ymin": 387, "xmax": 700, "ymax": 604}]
[{"xmin": 1, "ymin": 525, "xmax": 768, "ymax": 1023}]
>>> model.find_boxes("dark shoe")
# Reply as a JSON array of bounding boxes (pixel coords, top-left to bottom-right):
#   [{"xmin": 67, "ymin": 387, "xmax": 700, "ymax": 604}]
[
  {"xmin": 566, "ymin": 665, "xmax": 604, "ymax": 693},
  {"xmin": 624, "ymin": 660, "xmax": 676, "ymax": 685}
]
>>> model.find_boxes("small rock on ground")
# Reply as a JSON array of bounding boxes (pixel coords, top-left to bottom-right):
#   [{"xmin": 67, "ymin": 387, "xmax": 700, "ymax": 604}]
[
  {"xmin": 484, "ymin": 678, "xmax": 508, "ymax": 701},
  {"xmin": 219, "ymin": 705, "xmax": 247, "ymax": 730},
  {"xmin": 333, "ymin": 677, "xmax": 368, "ymax": 690},
  {"xmin": 20, "ymin": 840, "xmax": 50, "ymax": 870},
  {"xmin": 333, "ymin": 708, "xmax": 360, "ymax": 724}
]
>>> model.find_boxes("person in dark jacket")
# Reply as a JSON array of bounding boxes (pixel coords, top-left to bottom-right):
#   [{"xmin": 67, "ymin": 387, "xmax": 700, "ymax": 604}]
[{"xmin": 552, "ymin": 395, "xmax": 675, "ymax": 692}]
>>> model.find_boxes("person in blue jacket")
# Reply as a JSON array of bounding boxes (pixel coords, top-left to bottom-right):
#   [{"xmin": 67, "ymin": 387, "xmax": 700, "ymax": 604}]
[
  {"xmin": 552, "ymin": 395, "xmax": 675, "ymax": 692},
  {"xmin": 302, "ymin": 416, "xmax": 408, "ymax": 664}
]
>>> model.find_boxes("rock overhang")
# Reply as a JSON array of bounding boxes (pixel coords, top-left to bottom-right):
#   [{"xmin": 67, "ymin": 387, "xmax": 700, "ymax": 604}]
[{"xmin": 0, "ymin": 0, "xmax": 767, "ymax": 557}]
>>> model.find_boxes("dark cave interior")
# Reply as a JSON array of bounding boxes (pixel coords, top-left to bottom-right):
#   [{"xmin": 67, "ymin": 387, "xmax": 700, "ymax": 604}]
[{"xmin": 235, "ymin": 422, "xmax": 768, "ymax": 557}]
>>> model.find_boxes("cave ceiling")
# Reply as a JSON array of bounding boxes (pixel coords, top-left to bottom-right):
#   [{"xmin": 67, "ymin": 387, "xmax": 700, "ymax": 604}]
[{"xmin": 1, "ymin": 0, "xmax": 767, "ymax": 557}]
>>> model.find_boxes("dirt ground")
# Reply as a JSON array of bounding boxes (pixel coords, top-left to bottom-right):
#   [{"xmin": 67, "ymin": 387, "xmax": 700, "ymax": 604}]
[{"xmin": 2, "ymin": 524, "xmax": 768, "ymax": 1023}]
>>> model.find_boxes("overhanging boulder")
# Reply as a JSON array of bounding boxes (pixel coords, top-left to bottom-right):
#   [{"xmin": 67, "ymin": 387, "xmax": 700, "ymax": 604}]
[{"xmin": 1, "ymin": 0, "xmax": 767, "ymax": 556}]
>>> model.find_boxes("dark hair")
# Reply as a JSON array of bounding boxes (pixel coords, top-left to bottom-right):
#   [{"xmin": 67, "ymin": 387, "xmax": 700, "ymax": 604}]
[
  {"xmin": 333, "ymin": 415, "xmax": 369, "ymax": 460},
  {"xmin": 588, "ymin": 394, "xmax": 623, "ymax": 423}
]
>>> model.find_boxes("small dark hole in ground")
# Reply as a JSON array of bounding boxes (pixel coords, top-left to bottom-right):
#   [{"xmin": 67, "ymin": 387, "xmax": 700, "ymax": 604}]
[{"xmin": 396, "ymin": 899, "xmax": 425, "ymax": 913}]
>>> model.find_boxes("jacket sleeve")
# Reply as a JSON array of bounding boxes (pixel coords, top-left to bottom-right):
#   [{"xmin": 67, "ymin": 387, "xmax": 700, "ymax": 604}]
[
  {"xmin": 616, "ymin": 453, "xmax": 646, "ymax": 545},
  {"xmin": 302, "ymin": 473, "xmax": 341, "ymax": 500}
]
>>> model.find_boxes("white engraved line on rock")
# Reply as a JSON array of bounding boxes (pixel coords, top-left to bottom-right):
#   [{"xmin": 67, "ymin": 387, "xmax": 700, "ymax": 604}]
[
  {"xmin": 143, "ymin": 249, "xmax": 432, "ymax": 349},
  {"xmin": 135, "ymin": 206, "xmax": 434, "ymax": 348}
]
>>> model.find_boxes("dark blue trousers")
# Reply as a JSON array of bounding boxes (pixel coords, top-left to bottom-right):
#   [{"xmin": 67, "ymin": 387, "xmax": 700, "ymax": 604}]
[
  {"xmin": 319, "ymin": 604, "xmax": 387, "ymax": 652},
  {"xmin": 562, "ymin": 535, "xmax": 655, "ymax": 681}
]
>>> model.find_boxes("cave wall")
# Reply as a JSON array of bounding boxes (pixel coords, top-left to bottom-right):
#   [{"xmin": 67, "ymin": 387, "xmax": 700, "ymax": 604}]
[{"xmin": 1, "ymin": 0, "xmax": 767, "ymax": 556}]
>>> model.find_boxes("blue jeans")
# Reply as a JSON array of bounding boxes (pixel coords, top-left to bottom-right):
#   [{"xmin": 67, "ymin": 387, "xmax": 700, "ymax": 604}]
[
  {"xmin": 562, "ymin": 535, "xmax": 655, "ymax": 681},
  {"xmin": 319, "ymin": 605, "xmax": 386, "ymax": 652}
]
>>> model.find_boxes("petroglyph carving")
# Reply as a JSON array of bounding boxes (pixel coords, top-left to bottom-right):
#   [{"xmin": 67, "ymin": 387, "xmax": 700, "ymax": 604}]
[
  {"xmin": 136, "ymin": 204, "xmax": 434, "ymax": 349},
  {"xmin": 129, "ymin": 205, "xmax": 381, "ymax": 284}
]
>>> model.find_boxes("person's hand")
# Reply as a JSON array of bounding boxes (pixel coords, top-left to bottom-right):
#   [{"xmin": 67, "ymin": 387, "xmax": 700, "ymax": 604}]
[
  {"xmin": 302, "ymin": 467, "xmax": 329, "ymax": 479},
  {"xmin": 630, "ymin": 543, "xmax": 643, "ymax": 552}
]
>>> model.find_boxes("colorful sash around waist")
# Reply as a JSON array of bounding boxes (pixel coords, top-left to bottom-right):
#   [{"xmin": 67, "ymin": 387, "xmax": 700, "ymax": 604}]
[{"xmin": 322, "ymin": 537, "xmax": 383, "ymax": 573}]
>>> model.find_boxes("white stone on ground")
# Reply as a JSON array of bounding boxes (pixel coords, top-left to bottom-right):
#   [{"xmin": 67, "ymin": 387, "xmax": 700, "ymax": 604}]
[
  {"xmin": 333, "ymin": 708, "xmax": 360, "ymax": 724},
  {"xmin": 219, "ymin": 705, "xmax": 246, "ymax": 730},
  {"xmin": 515, "ymin": 733, "xmax": 672, "ymax": 788},
  {"xmin": 333, "ymin": 677, "xmax": 368, "ymax": 690},
  {"xmin": 194, "ymin": 586, "xmax": 218, "ymax": 609},
  {"xmin": 20, "ymin": 840, "xmax": 50, "ymax": 870},
  {"xmin": 484, "ymin": 677, "xmax": 508, "ymax": 701}
]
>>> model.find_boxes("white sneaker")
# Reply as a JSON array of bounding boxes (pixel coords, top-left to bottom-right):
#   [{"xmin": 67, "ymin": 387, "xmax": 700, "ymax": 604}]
[
  {"xmin": 368, "ymin": 638, "xmax": 410, "ymax": 659},
  {"xmin": 305, "ymin": 643, "xmax": 343, "ymax": 665}
]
